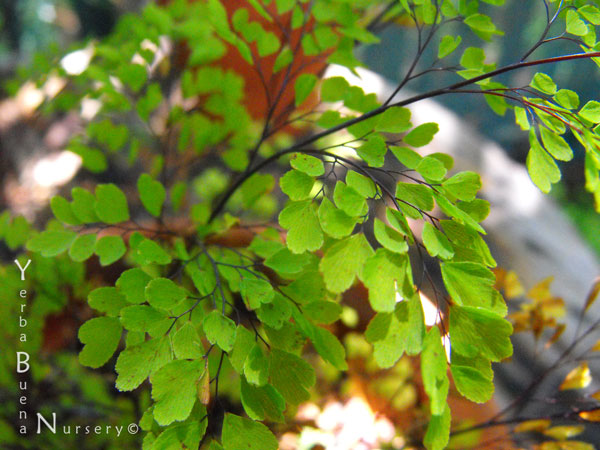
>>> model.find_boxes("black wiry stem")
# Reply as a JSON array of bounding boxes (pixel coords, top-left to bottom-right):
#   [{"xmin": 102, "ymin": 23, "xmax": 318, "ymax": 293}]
[{"xmin": 209, "ymin": 51, "xmax": 600, "ymax": 223}]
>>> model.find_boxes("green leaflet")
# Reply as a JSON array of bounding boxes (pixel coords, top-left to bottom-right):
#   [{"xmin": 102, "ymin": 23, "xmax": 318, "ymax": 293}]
[
  {"xmin": 318, "ymin": 198, "xmax": 357, "ymax": 239},
  {"xmin": 280, "ymin": 169, "xmax": 315, "ymax": 201},
  {"xmin": 244, "ymin": 344, "xmax": 270, "ymax": 386},
  {"xmin": 422, "ymin": 223, "xmax": 454, "ymax": 260},
  {"xmin": 290, "ymin": 153, "xmax": 325, "ymax": 176},
  {"xmin": 256, "ymin": 293, "xmax": 292, "ymax": 329},
  {"xmin": 319, "ymin": 233, "xmax": 373, "ymax": 293},
  {"xmin": 240, "ymin": 277, "xmax": 274, "ymax": 310},
  {"xmin": 403, "ymin": 123, "xmax": 439, "ymax": 147},
  {"xmin": 51, "ymin": 195, "xmax": 81, "ymax": 225},
  {"xmin": 527, "ymin": 131, "xmax": 561, "ymax": 193},
  {"xmin": 540, "ymin": 127, "xmax": 573, "ymax": 162},
  {"xmin": 346, "ymin": 170, "xmax": 376, "ymax": 198},
  {"xmin": 279, "ymin": 200, "xmax": 324, "ymax": 254},
  {"xmin": 151, "ymin": 412, "xmax": 208, "ymax": 450},
  {"xmin": 373, "ymin": 218, "xmax": 408, "ymax": 254},
  {"xmin": 416, "ymin": 156, "xmax": 447, "ymax": 181},
  {"xmin": 449, "ymin": 305, "xmax": 513, "ymax": 361},
  {"xmin": 421, "ymin": 327, "xmax": 449, "ymax": 415},
  {"xmin": 375, "ymin": 106, "xmax": 412, "ymax": 133},
  {"xmin": 78, "ymin": 317, "xmax": 122, "ymax": 368},
  {"xmin": 138, "ymin": 174, "xmax": 166, "ymax": 217},
  {"xmin": 365, "ymin": 295, "xmax": 425, "ymax": 368},
  {"xmin": 554, "ymin": 89, "xmax": 580, "ymax": 110},
  {"xmin": 320, "ymin": 76, "xmax": 350, "ymax": 103},
  {"xmin": 116, "ymin": 268, "xmax": 153, "ymax": 304},
  {"xmin": 390, "ymin": 146, "xmax": 422, "ymax": 169},
  {"xmin": 311, "ymin": 324, "xmax": 347, "ymax": 370},
  {"xmin": 229, "ymin": 326, "xmax": 255, "ymax": 374},
  {"xmin": 269, "ymin": 348, "xmax": 315, "ymax": 405},
  {"xmin": 580, "ymin": 100, "xmax": 600, "ymax": 123},
  {"xmin": 264, "ymin": 247, "xmax": 311, "ymax": 275},
  {"xmin": 356, "ymin": 135, "xmax": 387, "ymax": 167},
  {"xmin": 333, "ymin": 181, "xmax": 368, "ymax": 216},
  {"xmin": 27, "ymin": 230, "xmax": 77, "ymax": 257},
  {"xmin": 396, "ymin": 182, "xmax": 434, "ymax": 214},
  {"xmin": 359, "ymin": 248, "xmax": 408, "ymax": 312},
  {"xmin": 68, "ymin": 234, "xmax": 96, "ymax": 262},
  {"xmin": 136, "ymin": 238, "xmax": 172, "ymax": 265},
  {"xmin": 203, "ymin": 310, "xmax": 236, "ymax": 352},
  {"xmin": 95, "ymin": 235, "xmax": 126, "ymax": 266},
  {"xmin": 304, "ymin": 301, "xmax": 342, "ymax": 325},
  {"xmin": 424, "ymin": 404, "xmax": 451, "ymax": 450},
  {"xmin": 71, "ymin": 187, "xmax": 99, "ymax": 223},
  {"xmin": 530, "ymin": 72, "xmax": 557, "ymax": 95},
  {"xmin": 442, "ymin": 171, "xmax": 482, "ymax": 201},
  {"xmin": 281, "ymin": 270, "xmax": 327, "ymax": 305},
  {"xmin": 441, "ymin": 220, "xmax": 496, "ymax": 267},
  {"xmin": 173, "ymin": 322, "xmax": 203, "ymax": 359},
  {"xmin": 150, "ymin": 359, "xmax": 204, "ymax": 425},
  {"xmin": 295, "ymin": 73, "xmax": 318, "ymax": 106},
  {"xmin": 566, "ymin": 9, "xmax": 588, "ymax": 36},
  {"xmin": 441, "ymin": 261, "xmax": 505, "ymax": 313},
  {"xmin": 95, "ymin": 184, "xmax": 130, "ymax": 224},
  {"xmin": 88, "ymin": 287, "xmax": 128, "ymax": 317},
  {"xmin": 240, "ymin": 377, "xmax": 285, "ymax": 423},
  {"xmin": 450, "ymin": 355, "xmax": 495, "ymax": 403},
  {"xmin": 221, "ymin": 414, "xmax": 278, "ymax": 450},
  {"xmin": 146, "ymin": 277, "xmax": 188, "ymax": 310},
  {"xmin": 120, "ymin": 305, "xmax": 169, "ymax": 333},
  {"xmin": 292, "ymin": 308, "xmax": 347, "ymax": 369},
  {"xmin": 434, "ymin": 191, "xmax": 485, "ymax": 234},
  {"xmin": 438, "ymin": 34, "xmax": 462, "ymax": 59},
  {"xmin": 115, "ymin": 336, "xmax": 172, "ymax": 391}
]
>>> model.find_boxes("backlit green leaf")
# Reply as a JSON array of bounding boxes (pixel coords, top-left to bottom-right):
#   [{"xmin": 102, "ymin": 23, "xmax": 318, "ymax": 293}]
[
  {"xmin": 360, "ymin": 248, "xmax": 408, "ymax": 312},
  {"xmin": 319, "ymin": 233, "xmax": 373, "ymax": 293},
  {"xmin": 422, "ymin": 223, "xmax": 454, "ymax": 259},
  {"xmin": 449, "ymin": 306, "xmax": 513, "ymax": 361},
  {"xmin": 280, "ymin": 169, "xmax": 314, "ymax": 201},
  {"xmin": 203, "ymin": 310, "xmax": 236, "ymax": 352},
  {"xmin": 279, "ymin": 200, "xmax": 324, "ymax": 254}
]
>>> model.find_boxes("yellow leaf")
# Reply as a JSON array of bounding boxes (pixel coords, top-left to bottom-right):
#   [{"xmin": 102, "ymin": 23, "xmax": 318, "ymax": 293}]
[
  {"xmin": 543, "ymin": 425, "xmax": 585, "ymax": 440},
  {"xmin": 528, "ymin": 277, "xmax": 555, "ymax": 303},
  {"xmin": 505, "ymin": 270, "xmax": 525, "ymax": 299},
  {"xmin": 584, "ymin": 277, "xmax": 600, "ymax": 313},
  {"xmin": 545, "ymin": 324, "xmax": 566, "ymax": 349},
  {"xmin": 591, "ymin": 390, "xmax": 600, "ymax": 401},
  {"xmin": 197, "ymin": 359, "xmax": 210, "ymax": 406},
  {"xmin": 579, "ymin": 408, "xmax": 600, "ymax": 422},
  {"xmin": 515, "ymin": 419, "xmax": 551, "ymax": 433},
  {"xmin": 591, "ymin": 340, "xmax": 600, "ymax": 352},
  {"xmin": 559, "ymin": 362, "xmax": 592, "ymax": 391}
]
